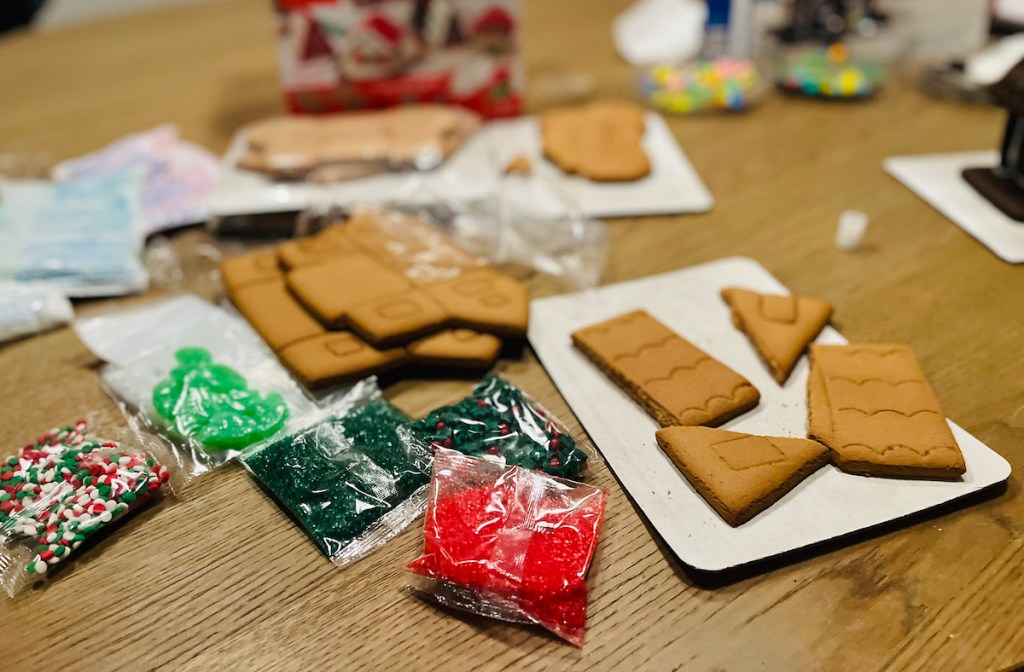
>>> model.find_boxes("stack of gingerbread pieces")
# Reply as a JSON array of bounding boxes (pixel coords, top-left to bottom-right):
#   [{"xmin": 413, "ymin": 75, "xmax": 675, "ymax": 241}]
[
  {"xmin": 571, "ymin": 288, "xmax": 967, "ymax": 527},
  {"xmin": 220, "ymin": 209, "xmax": 529, "ymax": 388}
]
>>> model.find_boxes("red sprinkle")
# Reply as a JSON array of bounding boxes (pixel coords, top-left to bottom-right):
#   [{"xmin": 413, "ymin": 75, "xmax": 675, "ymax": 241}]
[
  {"xmin": 408, "ymin": 456, "xmax": 606, "ymax": 647},
  {"xmin": 435, "ymin": 421, "xmax": 446, "ymax": 430}
]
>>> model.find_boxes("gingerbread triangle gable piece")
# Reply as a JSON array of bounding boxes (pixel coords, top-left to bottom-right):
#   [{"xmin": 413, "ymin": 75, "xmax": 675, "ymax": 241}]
[
  {"xmin": 655, "ymin": 426, "xmax": 829, "ymax": 526},
  {"xmin": 721, "ymin": 287, "xmax": 833, "ymax": 385},
  {"xmin": 807, "ymin": 343, "xmax": 966, "ymax": 480}
]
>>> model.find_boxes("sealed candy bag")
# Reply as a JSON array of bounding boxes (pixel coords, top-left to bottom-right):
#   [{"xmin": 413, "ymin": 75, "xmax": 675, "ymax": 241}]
[
  {"xmin": 77, "ymin": 295, "xmax": 318, "ymax": 482},
  {"xmin": 152, "ymin": 347, "xmax": 289, "ymax": 451},
  {"xmin": 404, "ymin": 376, "xmax": 589, "ymax": 479},
  {"xmin": 242, "ymin": 380, "xmax": 431, "ymax": 565},
  {"xmin": 408, "ymin": 449, "xmax": 606, "ymax": 646},
  {"xmin": 0, "ymin": 421, "xmax": 169, "ymax": 596}
]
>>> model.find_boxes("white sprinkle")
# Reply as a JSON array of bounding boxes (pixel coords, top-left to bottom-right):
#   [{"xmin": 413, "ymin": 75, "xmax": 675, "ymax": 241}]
[
  {"xmin": 63, "ymin": 531, "xmax": 75, "ymax": 541},
  {"xmin": 33, "ymin": 561, "xmax": 47, "ymax": 575},
  {"xmin": 105, "ymin": 500, "xmax": 117, "ymax": 511},
  {"xmin": 98, "ymin": 511, "xmax": 112, "ymax": 523}
]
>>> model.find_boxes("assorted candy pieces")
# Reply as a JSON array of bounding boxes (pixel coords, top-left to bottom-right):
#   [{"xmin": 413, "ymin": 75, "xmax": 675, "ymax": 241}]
[
  {"xmin": 407, "ymin": 376, "xmax": 589, "ymax": 479},
  {"xmin": 243, "ymin": 398, "xmax": 430, "ymax": 563},
  {"xmin": 778, "ymin": 43, "xmax": 884, "ymax": 99},
  {"xmin": 408, "ymin": 449, "xmax": 607, "ymax": 646},
  {"xmin": 152, "ymin": 347, "xmax": 289, "ymax": 451},
  {"xmin": 643, "ymin": 57, "xmax": 760, "ymax": 114},
  {"xmin": 0, "ymin": 421, "xmax": 168, "ymax": 593}
]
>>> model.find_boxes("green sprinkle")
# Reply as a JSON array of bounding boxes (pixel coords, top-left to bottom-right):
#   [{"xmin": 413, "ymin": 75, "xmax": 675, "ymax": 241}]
[{"xmin": 244, "ymin": 398, "xmax": 427, "ymax": 560}]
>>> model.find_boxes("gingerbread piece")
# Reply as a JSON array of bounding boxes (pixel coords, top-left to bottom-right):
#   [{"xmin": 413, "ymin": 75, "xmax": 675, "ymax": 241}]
[
  {"xmin": 286, "ymin": 255, "xmax": 412, "ymax": 326},
  {"xmin": 277, "ymin": 332, "xmax": 407, "ymax": 389},
  {"xmin": 656, "ymin": 426, "xmax": 829, "ymax": 526},
  {"xmin": 572, "ymin": 310, "xmax": 760, "ymax": 426},
  {"xmin": 347, "ymin": 288, "xmax": 449, "ymax": 347},
  {"xmin": 426, "ymin": 267, "xmax": 530, "ymax": 337},
  {"xmin": 220, "ymin": 248, "xmax": 282, "ymax": 293},
  {"xmin": 222, "ymin": 209, "xmax": 531, "ymax": 386},
  {"xmin": 231, "ymin": 280, "xmax": 325, "ymax": 351},
  {"xmin": 406, "ymin": 329, "xmax": 503, "ymax": 369},
  {"xmin": 278, "ymin": 227, "xmax": 359, "ymax": 269},
  {"xmin": 807, "ymin": 344, "xmax": 966, "ymax": 479},
  {"xmin": 345, "ymin": 209, "xmax": 479, "ymax": 283},
  {"xmin": 540, "ymin": 100, "xmax": 650, "ymax": 181},
  {"xmin": 238, "ymin": 105, "xmax": 481, "ymax": 179},
  {"xmin": 721, "ymin": 287, "xmax": 833, "ymax": 385}
]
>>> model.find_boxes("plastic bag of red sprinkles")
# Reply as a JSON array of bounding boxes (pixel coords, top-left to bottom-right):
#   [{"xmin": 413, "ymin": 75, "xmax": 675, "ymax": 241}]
[
  {"xmin": 0, "ymin": 420, "xmax": 170, "ymax": 596},
  {"xmin": 407, "ymin": 449, "xmax": 606, "ymax": 646}
]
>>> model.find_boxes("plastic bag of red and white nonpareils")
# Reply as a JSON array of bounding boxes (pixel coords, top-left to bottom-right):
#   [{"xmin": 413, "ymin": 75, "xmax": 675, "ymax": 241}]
[
  {"xmin": 407, "ymin": 449, "xmax": 607, "ymax": 647},
  {"xmin": 0, "ymin": 420, "xmax": 170, "ymax": 596}
]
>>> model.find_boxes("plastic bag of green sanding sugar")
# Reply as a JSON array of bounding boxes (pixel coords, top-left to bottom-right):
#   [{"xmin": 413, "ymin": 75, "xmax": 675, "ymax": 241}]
[
  {"xmin": 241, "ymin": 378, "xmax": 432, "ymax": 566},
  {"xmin": 400, "ymin": 376, "xmax": 591, "ymax": 480},
  {"xmin": 0, "ymin": 420, "xmax": 171, "ymax": 596},
  {"xmin": 78, "ymin": 295, "xmax": 319, "ymax": 484}
]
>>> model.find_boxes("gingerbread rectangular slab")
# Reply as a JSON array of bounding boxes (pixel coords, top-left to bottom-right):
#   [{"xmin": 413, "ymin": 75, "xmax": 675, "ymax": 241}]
[{"xmin": 529, "ymin": 257, "xmax": 1011, "ymax": 572}]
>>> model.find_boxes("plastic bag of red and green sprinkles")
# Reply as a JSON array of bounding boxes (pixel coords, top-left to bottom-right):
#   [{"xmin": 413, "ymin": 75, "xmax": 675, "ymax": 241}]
[
  {"xmin": 242, "ymin": 388, "xmax": 431, "ymax": 566},
  {"xmin": 407, "ymin": 449, "xmax": 606, "ymax": 646},
  {"xmin": 0, "ymin": 420, "xmax": 169, "ymax": 596},
  {"xmin": 403, "ymin": 376, "xmax": 590, "ymax": 479}
]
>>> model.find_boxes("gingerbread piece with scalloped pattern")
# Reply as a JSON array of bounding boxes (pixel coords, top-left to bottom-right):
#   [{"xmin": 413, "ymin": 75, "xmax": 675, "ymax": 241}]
[
  {"xmin": 807, "ymin": 343, "xmax": 965, "ymax": 479},
  {"xmin": 571, "ymin": 310, "xmax": 760, "ymax": 426}
]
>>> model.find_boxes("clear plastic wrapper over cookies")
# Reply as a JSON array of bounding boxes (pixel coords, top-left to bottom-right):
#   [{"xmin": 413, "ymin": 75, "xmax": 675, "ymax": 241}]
[
  {"xmin": 241, "ymin": 377, "xmax": 431, "ymax": 567},
  {"xmin": 400, "ymin": 375, "xmax": 594, "ymax": 481},
  {"xmin": 0, "ymin": 419, "xmax": 172, "ymax": 596},
  {"xmin": 74, "ymin": 294, "xmax": 319, "ymax": 483},
  {"xmin": 407, "ymin": 448, "xmax": 607, "ymax": 646}
]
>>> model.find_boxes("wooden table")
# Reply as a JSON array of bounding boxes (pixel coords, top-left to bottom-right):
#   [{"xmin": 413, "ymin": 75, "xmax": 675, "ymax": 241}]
[{"xmin": 2, "ymin": 1, "xmax": 1023, "ymax": 670}]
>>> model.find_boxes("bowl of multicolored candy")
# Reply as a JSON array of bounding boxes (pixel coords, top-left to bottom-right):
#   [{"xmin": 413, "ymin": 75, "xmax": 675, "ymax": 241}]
[
  {"xmin": 641, "ymin": 57, "xmax": 762, "ymax": 114},
  {"xmin": 778, "ymin": 43, "xmax": 884, "ymax": 99}
]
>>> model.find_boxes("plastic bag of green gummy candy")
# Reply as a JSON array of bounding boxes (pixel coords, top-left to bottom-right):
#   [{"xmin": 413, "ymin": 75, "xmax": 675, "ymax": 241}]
[
  {"xmin": 83, "ymin": 295, "xmax": 320, "ymax": 484},
  {"xmin": 240, "ymin": 377, "xmax": 432, "ymax": 567},
  {"xmin": 399, "ymin": 375, "xmax": 592, "ymax": 481}
]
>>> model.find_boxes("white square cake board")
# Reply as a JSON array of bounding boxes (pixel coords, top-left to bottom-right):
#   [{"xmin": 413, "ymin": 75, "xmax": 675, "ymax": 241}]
[
  {"xmin": 885, "ymin": 151, "xmax": 1024, "ymax": 263},
  {"xmin": 209, "ymin": 112, "xmax": 712, "ymax": 220},
  {"xmin": 528, "ymin": 257, "xmax": 1011, "ymax": 572}
]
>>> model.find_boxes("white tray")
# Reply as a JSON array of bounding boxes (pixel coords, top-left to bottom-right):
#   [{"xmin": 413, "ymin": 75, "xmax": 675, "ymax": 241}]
[
  {"xmin": 209, "ymin": 112, "xmax": 712, "ymax": 220},
  {"xmin": 529, "ymin": 257, "xmax": 1011, "ymax": 572},
  {"xmin": 886, "ymin": 151, "xmax": 1024, "ymax": 264}
]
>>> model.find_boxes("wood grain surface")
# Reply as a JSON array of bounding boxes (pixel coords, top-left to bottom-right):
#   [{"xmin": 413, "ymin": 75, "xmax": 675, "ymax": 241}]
[{"xmin": 1, "ymin": 1, "xmax": 1023, "ymax": 670}]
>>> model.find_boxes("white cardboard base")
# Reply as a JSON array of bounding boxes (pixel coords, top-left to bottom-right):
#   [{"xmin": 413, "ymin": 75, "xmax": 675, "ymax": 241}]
[
  {"xmin": 528, "ymin": 257, "xmax": 1011, "ymax": 572},
  {"xmin": 885, "ymin": 151, "xmax": 1024, "ymax": 263},
  {"xmin": 209, "ymin": 113, "xmax": 712, "ymax": 220}
]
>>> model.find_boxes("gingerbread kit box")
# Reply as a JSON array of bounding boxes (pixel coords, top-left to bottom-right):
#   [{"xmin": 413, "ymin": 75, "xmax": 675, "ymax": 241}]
[{"xmin": 274, "ymin": 0, "xmax": 523, "ymax": 118}]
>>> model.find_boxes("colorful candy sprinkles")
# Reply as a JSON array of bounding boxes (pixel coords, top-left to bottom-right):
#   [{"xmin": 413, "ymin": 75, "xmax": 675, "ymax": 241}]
[
  {"xmin": 642, "ymin": 57, "xmax": 760, "ymax": 114},
  {"xmin": 0, "ymin": 421, "xmax": 168, "ymax": 583}
]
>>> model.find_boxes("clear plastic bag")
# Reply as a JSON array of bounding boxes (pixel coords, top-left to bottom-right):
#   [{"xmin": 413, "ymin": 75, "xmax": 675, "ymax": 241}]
[
  {"xmin": 241, "ymin": 378, "xmax": 431, "ymax": 566},
  {"xmin": 0, "ymin": 420, "xmax": 170, "ymax": 596},
  {"xmin": 0, "ymin": 282, "xmax": 73, "ymax": 343},
  {"xmin": 407, "ymin": 449, "xmax": 607, "ymax": 646},
  {"xmin": 74, "ymin": 295, "xmax": 319, "ymax": 482},
  {"xmin": 401, "ymin": 376, "xmax": 592, "ymax": 480}
]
